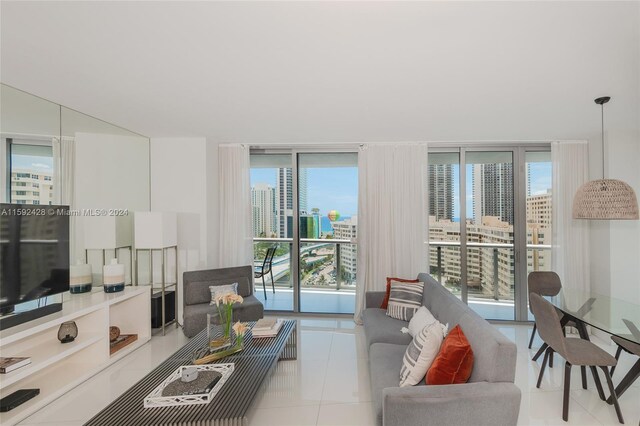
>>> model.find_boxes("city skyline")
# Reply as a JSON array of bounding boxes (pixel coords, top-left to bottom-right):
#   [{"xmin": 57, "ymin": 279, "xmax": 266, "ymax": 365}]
[{"xmin": 251, "ymin": 166, "xmax": 358, "ymax": 218}]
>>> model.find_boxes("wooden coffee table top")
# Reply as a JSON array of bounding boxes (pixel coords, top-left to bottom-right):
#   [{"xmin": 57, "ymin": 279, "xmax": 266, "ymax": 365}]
[{"xmin": 85, "ymin": 320, "xmax": 297, "ymax": 426}]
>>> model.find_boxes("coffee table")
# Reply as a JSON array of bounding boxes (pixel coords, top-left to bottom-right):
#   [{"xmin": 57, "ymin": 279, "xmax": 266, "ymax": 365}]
[{"xmin": 85, "ymin": 320, "xmax": 297, "ymax": 426}]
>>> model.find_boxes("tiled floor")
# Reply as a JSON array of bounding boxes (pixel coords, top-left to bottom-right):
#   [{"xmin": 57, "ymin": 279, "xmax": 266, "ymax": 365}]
[{"xmin": 18, "ymin": 319, "xmax": 639, "ymax": 426}]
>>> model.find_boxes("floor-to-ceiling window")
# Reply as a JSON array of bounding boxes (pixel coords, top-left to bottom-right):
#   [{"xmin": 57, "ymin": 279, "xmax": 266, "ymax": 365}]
[
  {"xmin": 250, "ymin": 150, "xmax": 358, "ymax": 314},
  {"xmin": 6, "ymin": 140, "xmax": 54, "ymax": 205},
  {"xmin": 428, "ymin": 145, "xmax": 552, "ymax": 321}
]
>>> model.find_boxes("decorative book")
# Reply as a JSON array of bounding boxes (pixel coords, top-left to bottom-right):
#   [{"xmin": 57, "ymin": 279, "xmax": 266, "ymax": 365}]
[
  {"xmin": 253, "ymin": 318, "xmax": 277, "ymax": 331},
  {"xmin": 252, "ymin": 319, "xmax": 284, "ymax": 338},
  {"xmin": 0, "ymin": 357, "xmax": 31, "ymax": 374}
]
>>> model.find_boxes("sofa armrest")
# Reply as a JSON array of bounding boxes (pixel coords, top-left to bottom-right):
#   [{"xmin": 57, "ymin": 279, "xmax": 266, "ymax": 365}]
[
  {"xmin": 383, "ymin": 382, "xmax": 521, "ymax": 426},
  {"xmin": 366, "ymin": 291, "xmax": 386, "ymax": 309}
]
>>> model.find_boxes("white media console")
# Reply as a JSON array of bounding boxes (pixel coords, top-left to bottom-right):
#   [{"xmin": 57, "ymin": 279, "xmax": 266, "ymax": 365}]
[{"xmin": 0, "ymin": 287, "xmax": 151, "ymax": 425}]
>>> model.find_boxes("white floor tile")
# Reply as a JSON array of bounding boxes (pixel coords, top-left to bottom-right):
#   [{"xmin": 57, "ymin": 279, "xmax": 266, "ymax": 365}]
[
  {"xmin": 328, "ymin": 331, "xmax": 368, "ymax": 360},
  {"xmin": 248, "ymin": 404, "xmax": 320, "ymax": 426},
  {"xmin": 316, "ymin": 402, "xmax": 376, "ymax": 426},
  {"xmin": 321, "ymin": 357, "xmax": 371, "ymax": 404},
  {"xmin": 299, "ymin": 330, "xmax": 334, "ymax": 361},
  {"xmin": 518, "ymin": 391, "xmax": 602, "ymax": 425},
  {"xmin": 254, "ymin": 359, "xmax": 328, "ymax": 408}
]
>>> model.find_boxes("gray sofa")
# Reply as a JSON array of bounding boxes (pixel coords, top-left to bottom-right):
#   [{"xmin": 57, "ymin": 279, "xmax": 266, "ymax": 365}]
[
  {"xmin": 183, "ymin": 266, "xmax": 264, "ymax": 338},
  {"xmin": 363, "ymin": 272, "xmax": 521, "ymax": 426}
]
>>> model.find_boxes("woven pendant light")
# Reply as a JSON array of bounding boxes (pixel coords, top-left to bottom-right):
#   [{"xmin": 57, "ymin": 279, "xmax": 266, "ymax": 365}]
[{"xmin": 572, "ymin": 97, "xmax": 639, "ymax": 220}]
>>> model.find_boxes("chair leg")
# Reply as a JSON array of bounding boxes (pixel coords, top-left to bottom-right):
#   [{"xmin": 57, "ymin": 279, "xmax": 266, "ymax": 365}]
[
  {"xmin": 581, "ymin": 366, "xmax": 587, "ymax": 390},
  {"xmin": 262, "ymin": 274, "xmax": 267, "ymax": 300},
  {"xmin": 533, "ymin": 342, "xmax": 548, "ymax": 362},
  {"xmin": 609, "ymin": 359, "xmax": 640, "ymax": 402},
  {"xmin": 537, "ymin": 347, "xmax": 551, "ymax": 388},
  {"xmin": 528, "ymin": 322, "xmax": 537, "ymax": 349},
  {"xmin": 610, "ymin": 345, "xmax": 623, "ymax": 376},
  {"xmin": 601, "ymin": 366, "xmax": 625, "ymax": 424},
  {"xmin": 563, "ymin": 362, "xmax": 572, "ymax": 422},
  {"xmin": 589, "ymin": 366, "xmax": 605, "ymax": 400},
  {"xmin": 270, "ymin": 269, "xmax": 275, "ymax": 294}
]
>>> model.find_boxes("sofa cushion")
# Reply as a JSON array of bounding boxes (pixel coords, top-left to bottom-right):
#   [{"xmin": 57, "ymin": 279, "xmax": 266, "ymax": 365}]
[
  {"xmin": 363, "ymin": 308, "xmax": 412, "ymax": 348},
  {"xmin": 369, "ymin": 343, "xmax": 407, "ymax": 425},
  {"xmin": 399, "ymin": 321, "xmax": 446, "ymax": 387},
  {"xmin": 406, "ymin": 306, "xmax": 438, "ymax": 337},
  {"xmin": 427, "ymin": 324, "xmax": 474, "ymax": 385},
  {"xmin": 185, "ymin": 276, "xmax": 251, "ymax": 305},
  {"xmin": 209, "ymin": 282, "xmax": 238, "ymax": 305},
  {"xmin": 386, "ymin": 281, "xmax": 424, "ymax": 321},
  {"xmin": 381, "ymin": 277, "xmax": 420, "ymax": 309}
]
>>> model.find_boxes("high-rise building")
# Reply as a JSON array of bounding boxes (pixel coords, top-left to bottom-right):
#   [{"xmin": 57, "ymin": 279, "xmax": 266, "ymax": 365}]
[
  {"xmin": 472, "ymin": 162, "xmax": 514, "ymax": 224},
  {"xmin": 251, "ymin": 183, "xmax": 276, "ymax": 237},
  {"xmin": 332, "ymin": 216, "xmax": 357, "ymax": 282},
  {"xmin": 10, "ymin": 169, "xmax": 54, "ymax": 205},
  {"xmin": 428, "ymin": 163, "xmax": 454, "ymax": 220},
  {"xmin": 276, "ymin": 167, "xmax": 307, "ymax": 237}
]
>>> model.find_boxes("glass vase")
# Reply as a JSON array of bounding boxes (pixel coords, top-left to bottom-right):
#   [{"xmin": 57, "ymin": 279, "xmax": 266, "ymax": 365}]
[{"xmin": 207, "ymin": 308, "xmax": 235, "ymax": 352}]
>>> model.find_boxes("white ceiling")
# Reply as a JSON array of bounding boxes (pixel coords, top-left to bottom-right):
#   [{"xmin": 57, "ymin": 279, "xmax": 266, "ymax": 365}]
[{"xmin": 1, "ymin": 1, "xmax": 638, "ymax": 143}]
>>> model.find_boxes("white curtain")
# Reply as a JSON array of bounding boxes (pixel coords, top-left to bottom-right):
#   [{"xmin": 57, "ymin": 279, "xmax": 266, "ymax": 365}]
[
  {"xmin": 355, "ymin": 144, "xmax": 428, "ymax": 323},
  {"xmin": 53, "ymin": 137, "xmax": 77, "ymax": 258},
  {"xmin": 551, "ymin": 141, "xmax": 590, "ymax": 293},
  {"xmin": 218, "ymin": 144, "xmax": 253, "ymax": 268}
]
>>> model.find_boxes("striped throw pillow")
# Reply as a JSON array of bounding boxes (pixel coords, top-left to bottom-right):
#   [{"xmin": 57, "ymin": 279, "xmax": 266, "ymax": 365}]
[
  {"xmin": 399, "ymin": 321, "xmax": 447, "ymax": 387},
  {"xmin": 386, "ymin": 281, "xmax": 424, "ymax": 321}
]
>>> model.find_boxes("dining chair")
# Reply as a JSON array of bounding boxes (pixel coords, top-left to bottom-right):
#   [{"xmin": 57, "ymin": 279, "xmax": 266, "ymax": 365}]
[
  {"xmin": 528, "ymin": 272, "xmax": 580, "ymax": 375},
  {"xmin": 255, "ymin": 247, "xmax": 277, "ymax": 299},
  {"xmin": 528, "ymin": 272, "xmax": 576, "ymax": 348},
  {"xmin": 609, "ymin": 335, "xmax": 640, "ymax": 401},
  {"xmin": 530, "ymin": 293, "xmax": 624, "ymax": 424}
]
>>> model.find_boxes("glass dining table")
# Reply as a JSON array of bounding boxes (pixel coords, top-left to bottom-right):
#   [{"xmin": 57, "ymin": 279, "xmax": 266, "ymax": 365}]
[{"xmin": 537, "ymin": 288, "xmax": 640, "ymax": 400}]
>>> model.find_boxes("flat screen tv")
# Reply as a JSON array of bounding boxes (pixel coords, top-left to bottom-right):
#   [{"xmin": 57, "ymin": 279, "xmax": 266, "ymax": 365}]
[{"xmin": 0, "ymin": 204, "xmax": 70, "ymax": 312}]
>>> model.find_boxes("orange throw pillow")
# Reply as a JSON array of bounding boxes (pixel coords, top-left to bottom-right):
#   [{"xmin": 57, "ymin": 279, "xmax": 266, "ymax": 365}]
[
  {"xmin": 426, "ymin": 324, "xmax": 474, "ymax": 385},
  {"xmin": 380, "ymin": 277, "xmax": 419, "ymax": 309}
]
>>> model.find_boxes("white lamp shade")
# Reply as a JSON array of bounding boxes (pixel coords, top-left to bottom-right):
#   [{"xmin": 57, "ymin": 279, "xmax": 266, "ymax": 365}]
[
  {"xmin": 84, "ymin": 215, "xmax": 133, "ymax": 249},
  {"xmin": 134, "ymin": 212, "xmax": 178, "ymax": 249}
]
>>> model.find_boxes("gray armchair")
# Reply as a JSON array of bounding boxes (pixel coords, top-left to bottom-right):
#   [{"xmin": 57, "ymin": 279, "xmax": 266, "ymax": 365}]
[{"xmin": 183, "ymin": 265, "xmax": 264, "ymax": 338}]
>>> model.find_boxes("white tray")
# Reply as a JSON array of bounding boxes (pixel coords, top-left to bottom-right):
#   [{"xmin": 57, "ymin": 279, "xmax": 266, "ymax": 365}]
[{"xmin": 143, "ymin": 363, "xmax": 234, "ymax": 408}]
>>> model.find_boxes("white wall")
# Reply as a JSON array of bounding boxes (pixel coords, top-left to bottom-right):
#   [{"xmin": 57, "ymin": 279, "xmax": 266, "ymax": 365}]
[
  {"xmin": 74, "ymin": 132, "xmax": 150, "ymax": 283},
  {"xmin": 150, "ymin": 137, "xmax": 209, "ymax": 322}
]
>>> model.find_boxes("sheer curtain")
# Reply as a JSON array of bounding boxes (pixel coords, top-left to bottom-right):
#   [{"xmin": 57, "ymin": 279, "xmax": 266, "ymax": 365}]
[
  {"xmin": 355, "ymin": 143, "xmax": 428, "ymax": 323},
  {"xmin": 53, "ymin": 137, "xmax": 77, "ymax": 258},
  {"xmin": 218, "ymin": 144, "xmax": 253, "ymax": 268},
  {"xmin": 551, "ymin": 141, "xmax": 590, "ymax": 292}
]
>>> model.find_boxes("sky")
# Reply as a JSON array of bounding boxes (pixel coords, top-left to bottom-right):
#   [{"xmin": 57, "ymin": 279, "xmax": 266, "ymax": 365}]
[
  {"xmin": 11, "ymin": 154, "xmax": 53, "ymax": 170},
  {"xmin": 252, "ymin": 160, "xmax": 551, "ymax": 221},
  {"xmin": 251, "ymin": 167, "xmax": 358, "ymax": 217}
]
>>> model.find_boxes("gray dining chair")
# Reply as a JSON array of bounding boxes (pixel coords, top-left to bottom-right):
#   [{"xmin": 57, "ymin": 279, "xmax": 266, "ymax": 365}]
[
  {"xmin": 528, "ymin": 272, "xmax": 580, "ymax": 374},
  {"xmin": 530, "ymin": 293, "xmax": 624, "ymax": 424},
  {"xmin": 528, "ymin": 271, "xmax": 577, "ymax": 349},
  {"xmin": 610, "ymin": 335, "xmax": 640, "ymax": 401}
]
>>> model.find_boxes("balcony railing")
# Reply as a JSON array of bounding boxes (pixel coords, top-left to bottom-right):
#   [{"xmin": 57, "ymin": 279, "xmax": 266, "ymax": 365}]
[
  {"xmin": 428, "ymin": 241, "xmax": 552, "ymax": 301},
  {"xmin": 253, "ymin": 237, "xmax": 356, "ymax": 292},
  {"xmin": 253, "ymin": 237, "xmax": 551, "ymax": 302}
]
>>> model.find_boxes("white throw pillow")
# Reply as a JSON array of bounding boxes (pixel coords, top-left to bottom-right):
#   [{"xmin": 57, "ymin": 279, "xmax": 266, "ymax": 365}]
[
  {"xmin": 209, "ymin": 283, "xmax": 238, "ymax": 305},
  {"xmin": 406, "ymin": 306, "xmax": 437, "ymax": 337},
  {"xmin": 399, "ymin": 321, "xmax": 446, "ymax": 387}
]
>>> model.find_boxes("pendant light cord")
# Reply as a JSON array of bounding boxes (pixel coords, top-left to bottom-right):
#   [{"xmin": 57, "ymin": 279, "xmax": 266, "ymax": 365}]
[{"xmin": 601, "ymin": 103, "xmax": 605, "ymax": 179}]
